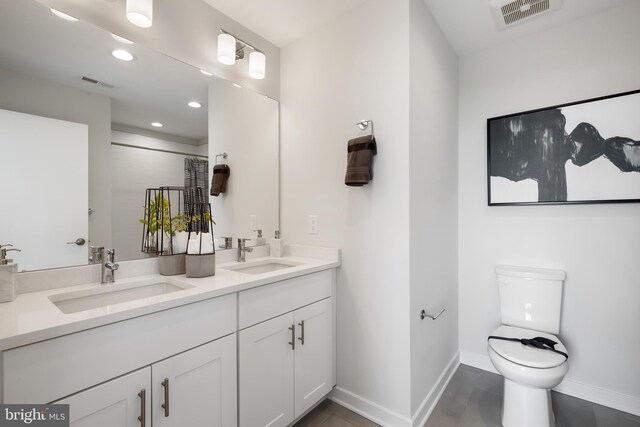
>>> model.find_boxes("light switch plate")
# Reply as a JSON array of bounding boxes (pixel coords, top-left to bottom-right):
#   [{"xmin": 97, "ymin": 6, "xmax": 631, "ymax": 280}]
[{"xmin": 309, "ymin": 215, "xmax": 318, "ymax": 234}]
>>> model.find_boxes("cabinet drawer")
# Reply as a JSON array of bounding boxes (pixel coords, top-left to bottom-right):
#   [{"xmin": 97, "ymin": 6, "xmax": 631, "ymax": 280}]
[
  {"xmin": 2, "ymin": 295, "xmax": 236, "ymax": 404},
  {"xmin": 238, "ymin": 270, "xmax": 332, "ymax": 329}
]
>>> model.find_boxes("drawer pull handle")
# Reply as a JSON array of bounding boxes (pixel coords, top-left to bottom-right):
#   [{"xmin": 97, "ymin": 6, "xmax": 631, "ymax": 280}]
[
  {"xmin": 288, "ymin": 324, "xmax": 295, "ymax": 350},
  {"xmin": 162, "ymin": 378, "xmax": 170, "ymax": 417},
  {"xmin": 298, "ymin": 320, "xmax": 305, "ymax": 345},
  {"xmin": 138, "ymin": 389, "xmax": 146, "ymax": 426}
]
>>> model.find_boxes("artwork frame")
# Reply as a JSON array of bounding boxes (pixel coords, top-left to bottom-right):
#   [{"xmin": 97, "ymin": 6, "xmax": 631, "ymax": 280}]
[{"xmin": 487, "ymin": 89, "xmax": 640, "ymax": 206}]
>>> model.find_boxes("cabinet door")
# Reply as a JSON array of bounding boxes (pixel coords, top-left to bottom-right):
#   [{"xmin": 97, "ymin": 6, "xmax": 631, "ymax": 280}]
[
  {"xmin": 239, "ymin": 312, "xmax": 295, "ymax": 427},
  {"xmin": 294, "ymin": 298, "xmax": 333, "ymax": 418},
  {"xmin": 152, "ymin": 334, "xmax": 237, "ymax": 427},
  {"xmin": 55, "ymin": 367, "xmax": 150, "ymax": 427}
]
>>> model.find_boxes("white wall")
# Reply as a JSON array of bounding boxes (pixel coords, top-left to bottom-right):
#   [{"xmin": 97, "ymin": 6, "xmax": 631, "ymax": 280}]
[
  {"xmin": 0, "ymin": 67, "xmax": 112, "ymax": 252},
  {"xmin": 111, "ymin": 130, "xmax": 207, "ymax": 261},
  {"xmin": 408, "ymin": 0, "xmax": 459, "ymax": 421},
  {"xmin": 281, "ymin": 0, "xmax": 413, "ymax": 422},
  {"xmin": 458, "ymin": 2, "xmax": 640, "ymax": 415}
]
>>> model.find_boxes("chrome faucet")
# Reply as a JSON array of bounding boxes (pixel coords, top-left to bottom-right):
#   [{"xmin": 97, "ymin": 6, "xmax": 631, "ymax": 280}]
[
  {"xmin": 102, "ymin": 248, "xmax": 119, "ymax": 284},
  {"xmin": 237, "ymin": 238, "xmax": 253, "ymax": 262}
]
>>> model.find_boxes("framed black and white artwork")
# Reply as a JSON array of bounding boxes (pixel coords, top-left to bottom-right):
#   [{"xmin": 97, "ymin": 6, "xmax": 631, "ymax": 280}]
[{"xmin": 487, "ymin": 89, "xmax": 640, "ymax": 206}]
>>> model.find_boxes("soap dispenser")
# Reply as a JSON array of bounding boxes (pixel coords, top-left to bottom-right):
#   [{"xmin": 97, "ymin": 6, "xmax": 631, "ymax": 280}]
[
  {"xmin": 254, "ymin": 229, "xmax": 266, "ymax": 246},
  {"xmin": 0, "ymin": 244, "xmax": 21, "ymax": 303},
  {"xmin": 270, "ymin": 230, "xmax": 283, "ymax": 257}
]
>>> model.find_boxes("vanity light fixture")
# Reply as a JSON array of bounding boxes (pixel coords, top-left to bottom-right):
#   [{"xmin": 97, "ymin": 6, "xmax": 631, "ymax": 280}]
[
  {"xmin": 111, "ymin": 49, "xmax": 135, "ymax": 61},
  {"xmin": 218, "ymin": 29, "xmax": 267, "ymax": 80},
  {"xmin": 151, "ymin": 122, "xmax": 163, "ymax": 127},
  {"xmin": 111, "ymin": 34, "xmax": 135, "ymax": 45},
  {"xmin": 50, "ymin": 8, "xmax": 79, "ymax": 22},
  {"xmin": 187, "ymin": 101, "xmax": 202, "ymax": 109},
  {"xmin": 126, "ymin": 0, "xmax": 153, "ymax": 28},
  {"xmin": 200, "ymin": 70, "xmax": 213, "ymax": 76}
]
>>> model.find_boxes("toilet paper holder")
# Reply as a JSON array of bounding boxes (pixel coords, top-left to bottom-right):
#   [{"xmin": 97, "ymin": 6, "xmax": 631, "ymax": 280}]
[{"xmin": 420, "ymin": 308, "xmax": 445, "ymax": 320}]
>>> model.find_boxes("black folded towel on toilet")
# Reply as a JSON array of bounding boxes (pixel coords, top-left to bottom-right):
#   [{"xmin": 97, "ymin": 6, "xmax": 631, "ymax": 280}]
[
  {"xmin": 345, "ymin": 135, "xmax": 377, "ymax": 186},
  {"xmin": 210, "ymin": 164, "xmax": 230, "ymax": 196}
]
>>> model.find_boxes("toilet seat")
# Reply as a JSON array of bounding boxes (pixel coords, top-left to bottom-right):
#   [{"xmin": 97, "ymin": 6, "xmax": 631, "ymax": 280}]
[{"xmin": 489, "ymin": 325, "xmax": 568, "ymax": 369}]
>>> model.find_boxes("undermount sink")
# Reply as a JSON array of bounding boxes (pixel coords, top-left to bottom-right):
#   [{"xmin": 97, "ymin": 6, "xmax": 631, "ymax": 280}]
[
  {"xmin": 221, "ymin": 259, "xmax": 303, "ymax": 275},
  {"xmin": 49, "ymin": 279, "xmax": 193, "ymax": 314}
]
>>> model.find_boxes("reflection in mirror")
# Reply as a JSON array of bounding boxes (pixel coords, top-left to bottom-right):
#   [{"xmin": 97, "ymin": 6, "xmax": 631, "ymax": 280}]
[
  {"xmin": 0, "ymin": 0, "xmax": 279, "ymax": 271},
  {"xmin": 209, "ymin": 79, "xmax": 279, "ymax": 247}
]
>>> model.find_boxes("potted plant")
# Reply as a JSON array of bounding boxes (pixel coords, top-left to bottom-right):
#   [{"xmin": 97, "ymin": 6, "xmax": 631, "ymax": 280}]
[{"xmin": 140, "ymin": 188, "xmax": 187, "ymax": 275}]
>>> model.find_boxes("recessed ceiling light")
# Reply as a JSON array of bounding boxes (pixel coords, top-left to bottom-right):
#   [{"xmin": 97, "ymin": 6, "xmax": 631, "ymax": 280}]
[
  {"xmin": 111, "ymin": 49, "xmax": 135, "ymax": 61},
  {"xmin": 111, "ymin": 34, "xmax": 135, "ymax": 45},
  {"xmin": 126, "ymin": 0, "xmax": 153, "ymax": 28},
  {"xmin": 50, "ymin": 8, "xmax": 79, "ymax": 22},
  {"xmin": 200, "ymin": 70, "xmax": 212, "ymax": 76},
  {"xmin": 151, "ymin": 122, "xmax": 163, "ymax": 127},
  {"xmin": 232, "ymin": 83, "xmax": 241, "ymax": 88},
  {"xmin": 187, "ymin": 101, "xmax": 202, "ymax": 109}
]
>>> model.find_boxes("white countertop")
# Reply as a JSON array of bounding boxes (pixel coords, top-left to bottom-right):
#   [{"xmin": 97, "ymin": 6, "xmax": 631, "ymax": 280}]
[{"xmin": 0, "ymin": 246, "xmax": 339, "ymax": 351}]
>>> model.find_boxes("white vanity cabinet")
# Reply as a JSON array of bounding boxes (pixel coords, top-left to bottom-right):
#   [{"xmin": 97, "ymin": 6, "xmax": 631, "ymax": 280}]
[
  {"xmin": 54, "ymin": 335, "xmax": 236, "ymax": 427},
  {"xmin": 238, "ymin": 270, "xmax": 335, "ymax": 427},
  {"xmin": 0, "ymin": 262, "xmax": 338, "ymax": 427},
  {"xmin": 152, "ymin": 334, "xmax": 237, "ymax": 427},
  {"xmin": 56, "ymin": 367, "xmax": 151, "ymax": 427},
  {"xmin": 2, "ymin": 295, "xmax": 238, "ymax": 427}
]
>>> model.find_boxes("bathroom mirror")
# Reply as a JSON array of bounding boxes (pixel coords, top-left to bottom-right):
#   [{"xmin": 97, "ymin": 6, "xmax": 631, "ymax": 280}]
[{"xmin": 0, "ymin": 0, "xmax": 279, "ymax": 271}]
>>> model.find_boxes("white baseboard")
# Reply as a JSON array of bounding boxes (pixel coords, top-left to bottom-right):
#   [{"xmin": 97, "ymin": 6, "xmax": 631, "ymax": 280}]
[
  {"xmin": 330, "ymin": 352, "xmax": 461, "ymax": 427},
  {"xmin": 412, "ymin": 352, "xmax": 460, "ymax": 427},
  {"xmin": 460, "ymin": 350, "xmax": 640, "ymax": 417},
  {"xmin": 330, "ymin": 387, "xmax": 412, "ymax": 427}
]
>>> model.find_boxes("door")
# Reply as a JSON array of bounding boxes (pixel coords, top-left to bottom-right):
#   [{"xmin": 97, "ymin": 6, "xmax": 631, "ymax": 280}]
[
  {"xmin": 152, "ymin": 334, "xmax": 237, "ymax": 427},
  {"xmin": 239, "ymin": 312, "xmax": 294, "ymax": 427},
  {"xmin": 55, "ymin": 367, "xmax": 150, "ymax": 427},
  {"xmin": 294, "ymin": 299, "xmax": 333, "ymax": 418},
  {"xmin": 0, "ymin": 108, "xmax": 88, "ymax": 270}
]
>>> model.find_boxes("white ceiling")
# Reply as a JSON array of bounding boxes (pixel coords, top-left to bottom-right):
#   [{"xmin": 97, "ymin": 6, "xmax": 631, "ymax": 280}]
[
  {"xmin": 201, "ymin": 0, "xmax": 367, "ymax": 47},
  {"xmin": 202, "ymin": 0, "xmax": 634, "ymax": 53},
  {"xmin": 423, "ymin": 0, "xmax": 635, "ymax": 54}
]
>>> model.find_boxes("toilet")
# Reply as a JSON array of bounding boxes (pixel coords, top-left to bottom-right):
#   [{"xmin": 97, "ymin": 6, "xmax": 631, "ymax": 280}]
[{"xmin": 488, "ymin": 265, "xmax": 569, "ymax": 427}]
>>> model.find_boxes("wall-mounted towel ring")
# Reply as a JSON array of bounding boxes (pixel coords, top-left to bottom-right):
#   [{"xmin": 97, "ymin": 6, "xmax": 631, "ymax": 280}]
[
  {"xmin": 356, "ymin": 120, "xmax": 374, "ymax": 138},
  {"xmin": 215, "ymin": 152, "xmax": 228, "ymax": 165},
  {"xmin": 345, "ymin": 121, "xmax": 377, "ymax": 187}
]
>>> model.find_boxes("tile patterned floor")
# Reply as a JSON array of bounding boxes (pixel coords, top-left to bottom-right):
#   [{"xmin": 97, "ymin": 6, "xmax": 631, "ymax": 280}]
[
  {"xmin": 426, "ymin": 364, "xmax": 640, "ymax": 427},
  {"xmin": 293, "ymin": 399, "xmax": 380, "ymax": 427},
  {"xmin": 294, "ymin": 364, "xmax": 640, "ymax": 427}
]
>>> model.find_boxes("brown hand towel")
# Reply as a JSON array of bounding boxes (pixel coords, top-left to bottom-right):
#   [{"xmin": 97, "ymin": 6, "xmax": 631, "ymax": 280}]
[
  {"xmin": 345, "ymin": 135, "xmax": 377, "ymax": 186},
  {"xmin": 210, "ymin": 164, "xmax": 230, "ymax": 196}
]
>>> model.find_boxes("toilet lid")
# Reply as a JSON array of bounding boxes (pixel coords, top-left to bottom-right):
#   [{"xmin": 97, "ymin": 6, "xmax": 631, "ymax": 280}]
[{"xmin": 488, "ymin": 325, "xmax": 568, "ymax": 369}]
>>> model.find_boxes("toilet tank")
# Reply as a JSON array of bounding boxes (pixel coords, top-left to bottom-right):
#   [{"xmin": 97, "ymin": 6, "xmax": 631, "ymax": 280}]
[{"xmin": 496, "ymin": 265, "xmax": 566, "ymax": 334}]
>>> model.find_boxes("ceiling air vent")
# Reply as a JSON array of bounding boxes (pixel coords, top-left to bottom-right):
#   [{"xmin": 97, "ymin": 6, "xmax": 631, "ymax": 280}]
[
  {"xmin": 80, "ymin": 76, "xmax": 116, "ymax": 89},
  {"xmin": 490, "ymin": 0, "xmax": 563, "ymax": 30}
]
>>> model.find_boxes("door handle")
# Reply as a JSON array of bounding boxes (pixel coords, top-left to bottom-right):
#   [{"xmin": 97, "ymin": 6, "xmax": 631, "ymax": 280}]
[
  {"xmin": 288, "ymin": 324, "xmax": 295, "ymax": 350},
  {"xmin": 138, "ymin": 389, "xmax": 146, "ymax": 426},
  {"xmin": 297, "ymin": 320, "xmax": 305, "ymax": 345},
  {"xmin": 161, "ymin": 378, "xmax": 170, "ymax": 417},
  {"xmin": 66, "ymin": 238, "xmax": 86, "ymax": 246}
]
